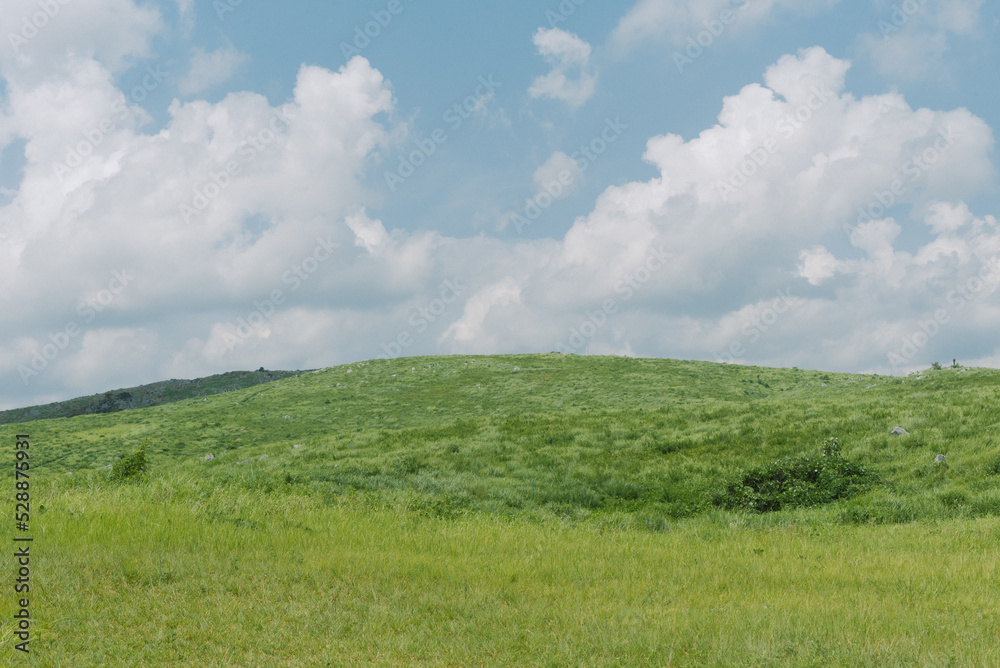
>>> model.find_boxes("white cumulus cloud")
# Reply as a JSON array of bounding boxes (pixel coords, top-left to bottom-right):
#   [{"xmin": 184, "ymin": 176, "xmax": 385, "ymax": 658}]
[
  {"xmin": 179, "ymin": 44, "xmax": 249, "ymax": 95},
  {"xmin": 528, "ymin": 28, "xmax": 597, "ymax": 108},
  {"xmin": 857, "ymin": 0, "xmax": 985, "ymax": 81},
  {"xmin": 608, "ymin": 0, "xmax": 839, "ymax": 56}
]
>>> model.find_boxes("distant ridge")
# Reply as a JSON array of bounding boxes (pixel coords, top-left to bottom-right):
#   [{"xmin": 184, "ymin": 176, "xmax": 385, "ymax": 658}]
[{"xmin": 0, "ymin": 368, "xmax": 311, "ymax": 425}]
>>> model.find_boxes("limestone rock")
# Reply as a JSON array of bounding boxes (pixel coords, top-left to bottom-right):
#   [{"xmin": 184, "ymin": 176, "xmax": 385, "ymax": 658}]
[
  {"xmin": 934, "ymin": 454, "xmax": 947, "ymax": 464},
  {"xmin": 205, "ymin": 453, "xmax": 215, "ymax": 461},
  {"xmin": 890, "ymin": 427, "xmax": 909, "ymax": 436}
]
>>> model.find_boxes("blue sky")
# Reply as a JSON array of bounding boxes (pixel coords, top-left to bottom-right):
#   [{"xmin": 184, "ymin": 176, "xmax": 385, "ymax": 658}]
[{"xmin": 1, "ymin": 0, "xmax": 998, "ymax": 409}]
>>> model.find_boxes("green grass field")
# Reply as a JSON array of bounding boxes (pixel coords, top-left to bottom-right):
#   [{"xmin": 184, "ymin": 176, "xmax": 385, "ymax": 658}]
[{"xmin": 3, "ymin": 354, "xmax": 1000, "ymax": 665}]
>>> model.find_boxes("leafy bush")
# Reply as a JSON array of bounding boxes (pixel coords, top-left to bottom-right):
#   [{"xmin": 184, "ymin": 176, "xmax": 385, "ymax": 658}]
[
  {"xmin": 110, "ymin": 443, "xmax": 149, "ymax": 482},
  {"xmin": 717, "ymin": 438, "xmax": 876, "ymax": 512}
]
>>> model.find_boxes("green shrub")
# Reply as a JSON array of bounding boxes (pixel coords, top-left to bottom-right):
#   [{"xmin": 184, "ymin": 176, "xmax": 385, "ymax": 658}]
[
  {"xmin": 717, "ymin": 438, "xmax": 876, "ymax": 513},
  {"xmin": 110, "ymin": 442, "xmax": 149, "ymax": 483}
]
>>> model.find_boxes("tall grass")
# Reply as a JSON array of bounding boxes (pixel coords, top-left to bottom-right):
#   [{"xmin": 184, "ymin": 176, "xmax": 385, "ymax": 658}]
[
  {"xmin": 3, "ymin": 474, "xmax": 999, "ymax": 666},
  {"xmin": 3, "ymin": 355, "xmax": 1000, "ymax": 664}
]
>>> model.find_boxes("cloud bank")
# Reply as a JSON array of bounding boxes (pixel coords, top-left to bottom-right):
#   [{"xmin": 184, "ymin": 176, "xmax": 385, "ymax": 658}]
[{"xmin": 1, "ymin": 4, "xmax": 997, "ymax": 410}]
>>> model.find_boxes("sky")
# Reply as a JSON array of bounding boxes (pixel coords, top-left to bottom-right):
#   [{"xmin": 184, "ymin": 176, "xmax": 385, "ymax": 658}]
[{"xmin": 0, "ymin": 0, "xmax": 998, "ymax": 410}]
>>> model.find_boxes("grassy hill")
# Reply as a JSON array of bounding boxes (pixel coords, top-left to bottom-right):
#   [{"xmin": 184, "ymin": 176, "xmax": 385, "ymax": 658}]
[
  {"xmin": 20, "ymin": 354, "xmax": 1000, "ymax": 526},
  {"xmin": 3, "ymin": 354, "xmax": 1000, "ymax": 665}
]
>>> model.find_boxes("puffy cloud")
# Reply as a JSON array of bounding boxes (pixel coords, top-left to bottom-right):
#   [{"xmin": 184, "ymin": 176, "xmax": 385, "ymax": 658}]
[
  {"xmin": 345, "ymin": 209, "xmax": 389, "ymax": 256},
  {"xmin": 797, "ymin": 246, "xmax": 841, "ymax": 285},
  {"xmin": 0, "ymin": 0, "xmax": 163, "ymax": 80},
  {"xmin": 179, "ymin": 44, "xmax": 248, "ymax": 95},
  {"xmin": 925, "ymin": 201, "xmax": 974, "ymax": 235},
  {"xmin": 441, "ymin": 278, "xmax": 523, "ymax": 348},
  {"xmin": 0, "ymin": 51, "xmax": 402, "ymax": 405},
  {"xmin": 533, "ymin": 151, "xmax": 583, "ymax": 199},
  {"xmin": 3, "ymin": 35, "xmax": 999, "ymax": 408},
  {"xmin": 528, "ymin": 28, "xmax": 597, "ymax": 108},
  {"xmin": 608, "ymin": 0, "xmax": 839, "ymax": 56},
  {"xmin": 453, "ymin": 47, "xmax": 998, "ymax": 375},
  {"xmin": 857, "ymin": 0, "xmax": 985, "ymax": 80},
  {"xmin": 497, "ymin": 151, "xmax": 584, "ymax": 233}
]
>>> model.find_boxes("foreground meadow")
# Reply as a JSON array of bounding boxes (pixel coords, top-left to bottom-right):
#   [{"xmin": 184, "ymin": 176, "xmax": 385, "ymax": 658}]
[
  {"xmin": 3, "ymin": 354, "xmax": 1000, "ymax": 665},
  {"xmin": 4, "ymin": 478, "xmax": 1000, "ymax": 666}
]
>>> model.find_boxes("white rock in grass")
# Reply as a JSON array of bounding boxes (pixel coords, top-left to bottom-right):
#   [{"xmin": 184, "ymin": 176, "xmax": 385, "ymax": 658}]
[
  {"xmin": 891, "ymin": 427, "xmax": 909, "ymax": 436},
  {"xmin": 934, "ymin": 454, "xmax": 947, "ymax": 464},
  {"xmin": 260, "ymin": 454, "xmax": 268, "ymax": 460},
  {"xmin": 239, "ymin": 460, "xmax": 249, "ymax": 465},
  {"xmin": 205, "ymin": 453, "xmax": 215, "ymax": 461},
  {"xmin": 292, "ymin": 444, "xmax": 302, "ymax": 449}
]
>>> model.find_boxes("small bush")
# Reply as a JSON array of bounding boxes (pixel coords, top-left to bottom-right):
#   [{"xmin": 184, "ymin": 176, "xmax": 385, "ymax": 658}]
[
  {"xmin": 717, "ymin": 438, "xmax": 876, "ymax": 513},
  {"xmin": 931, "ymin": 361, "xmax": 942, "ymax": 370},
  {"xmin": 110, "ymin": 443, "xmax": 149, "ymax": 483}
]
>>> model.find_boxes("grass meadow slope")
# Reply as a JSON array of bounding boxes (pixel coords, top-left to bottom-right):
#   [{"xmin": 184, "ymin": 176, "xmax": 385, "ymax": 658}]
[{"xmin": 2, "ymin": 354, "xmax": 1000, "ymax": 666}]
